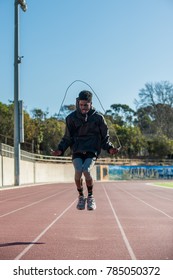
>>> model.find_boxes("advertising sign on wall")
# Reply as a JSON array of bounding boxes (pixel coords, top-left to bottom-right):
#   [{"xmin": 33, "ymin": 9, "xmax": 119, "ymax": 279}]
[{"xmin": 108, "ymin": 165, "xmax": 173, "ymax": 180}]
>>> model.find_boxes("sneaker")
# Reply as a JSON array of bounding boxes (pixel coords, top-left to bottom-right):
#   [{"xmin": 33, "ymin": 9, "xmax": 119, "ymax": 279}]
[
  {"xmin": 76, "ymin": 196, "xmax": 86, "ymax": 210},
  {"xmin": 87, "ymin": 195, "xmax": 96, "ymax": 210}
]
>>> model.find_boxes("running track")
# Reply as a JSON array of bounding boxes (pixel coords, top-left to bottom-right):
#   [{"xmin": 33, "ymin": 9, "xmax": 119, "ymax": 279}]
[{"xmin": 0, "ymin": 181, "xmax": 172, "ymax": 260}]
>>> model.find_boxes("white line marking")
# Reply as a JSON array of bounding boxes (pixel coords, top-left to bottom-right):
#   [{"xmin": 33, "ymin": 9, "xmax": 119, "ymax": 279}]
[
  {"xmin": 14, "ymin": 198, "xmax": 77, "ymax": 260},
  {"xmin": 0, "ymin": 189, "xmax": 68, "ymax": 218},
  {"xmin": 0, "ymin": 183, "xmax": 52, "ymax": 191},
  {"xmin": 0, "ymin": 189, "xmax": 52, "ymax": 203},
  {"xmin": 0, "ymin": 193, "xmax": 36, "ymax": 204},
  {"xmin": 102, "ymin": 184, "xmax": 137, "ymax": 260},
  {"xmin": 147, "ymin": 192, "xmax": 173, "ymax": 202},
  {"xmin": 120, "ymin": 188, "xmax": 173, "ymax": 220}
]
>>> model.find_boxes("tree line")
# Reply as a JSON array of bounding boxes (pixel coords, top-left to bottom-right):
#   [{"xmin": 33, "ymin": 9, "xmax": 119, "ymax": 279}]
[{"xmin": 1, "ymin": 81, "xmax": 173, "ymax": 159}]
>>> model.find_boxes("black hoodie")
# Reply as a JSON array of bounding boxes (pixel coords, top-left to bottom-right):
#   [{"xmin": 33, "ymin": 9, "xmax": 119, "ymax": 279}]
[{"xmin": 57, "ymin": 108, "xmax": 114, "ymax": 157}]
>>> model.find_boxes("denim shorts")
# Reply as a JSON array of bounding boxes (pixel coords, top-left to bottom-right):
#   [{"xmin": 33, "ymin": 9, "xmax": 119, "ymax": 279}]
[
  {"xmin": 73, "ymin": 157, "xmax": 96, "ymax": 172},
  {"xmin": 72, "ymin": 156, "xmax": 96, "ymax": 180}
]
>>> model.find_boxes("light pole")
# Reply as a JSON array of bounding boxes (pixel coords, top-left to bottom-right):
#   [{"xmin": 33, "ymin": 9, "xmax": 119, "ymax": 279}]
[{"xmin": 14, "ymin": 0, "xmax": 27, "ymax": 186}]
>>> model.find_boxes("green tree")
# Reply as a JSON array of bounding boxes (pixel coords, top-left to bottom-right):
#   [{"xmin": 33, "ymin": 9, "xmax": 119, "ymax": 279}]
[
  {"xmin": 105, "ymin": 104, "xmax": 136, "ymax": 126},
  {"xmin": 115, "ymin": 125, "xmax": 146, "ymax": 158},
  {"xmin": 0, "ymin": 102, "xmax": 14, "ymax": 145},
  {"xmin": 135, "ymin": 81, "xmax": 173, "ymax": 138},
  {"xmin": 42, "ymin": 118, "xmax": 65, "ymax": 154},
  {"xmin": 146, "ymin": 135, "xmax": 173, "ymax": 158},
  {"xmin": 31, "ymin": 108, "xmax": 48, "ymax": 153},
  {"xmin": 57, "ymin": 104, "xmax": 76, "ymax": 120}
]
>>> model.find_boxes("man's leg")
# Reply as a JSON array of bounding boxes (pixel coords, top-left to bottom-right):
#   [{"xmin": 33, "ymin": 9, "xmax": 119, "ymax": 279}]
[
  {"xmin": 83, "ymin": 157, "xmax": 96, "ymax": 210},
  {"xmin": 73, "ymin": 158, "xmax": 83, "ymax": 194},
  {"xmin": 85, "ymin": 179, "xmax": 93, "ymax": 196},
  {"xmin": 73, "ymin": 158, "xmax": 86, "ymax": 210}
]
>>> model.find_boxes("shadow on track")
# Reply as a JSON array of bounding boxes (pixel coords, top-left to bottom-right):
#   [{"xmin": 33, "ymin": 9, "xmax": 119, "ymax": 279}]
[{"xmin": 0, "ymin": 242, "xmax": 45, "ymax": 247}]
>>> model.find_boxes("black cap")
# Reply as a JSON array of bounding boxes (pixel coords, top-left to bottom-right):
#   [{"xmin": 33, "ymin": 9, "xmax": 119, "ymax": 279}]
[{"xmin": 78, "ymin": 90, "xmax": 92, "ymax": 102}]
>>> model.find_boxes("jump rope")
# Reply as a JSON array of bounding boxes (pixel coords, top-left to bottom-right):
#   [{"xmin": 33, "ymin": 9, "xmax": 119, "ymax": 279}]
[{"xmin": 57, "ymin": 80, "xmax": 122, "ymax": 151}]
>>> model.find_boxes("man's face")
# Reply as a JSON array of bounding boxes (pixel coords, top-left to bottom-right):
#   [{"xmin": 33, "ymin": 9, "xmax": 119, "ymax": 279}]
[{"xmin": 78, "ymin": 100, "xmax": 91, "ymax": 114}]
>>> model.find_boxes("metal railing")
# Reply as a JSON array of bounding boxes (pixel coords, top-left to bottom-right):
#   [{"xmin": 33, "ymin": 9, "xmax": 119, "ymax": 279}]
[
  {"xmin": 0, "ymin": 143, "xmax": 72, "ymax": 163},
  {"xmin": 1, "ymin": 143, "xmax": 173, "ymax": 166}
]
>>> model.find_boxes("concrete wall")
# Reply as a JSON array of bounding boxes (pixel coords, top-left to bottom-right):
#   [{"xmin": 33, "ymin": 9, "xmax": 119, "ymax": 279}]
[
  {"xmin": 0, "ymin": 155, "xmax": 97, "ymax": 187},
  {"xmin": 0, "ymin": 155, "xmax": 14, "ymax": 186},
  {"xmin": 0, "ymin": 155, "xmax": 2, "ymax": 186},
  {"xmin": 35, "ymin": 162, "xmax": 75, "ymax": 183}
]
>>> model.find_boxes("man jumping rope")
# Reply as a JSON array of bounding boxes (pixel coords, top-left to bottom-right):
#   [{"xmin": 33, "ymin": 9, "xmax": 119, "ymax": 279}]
[{"xmin": 53, "ymin": 90, "xmax": 118, "ymax": 210}]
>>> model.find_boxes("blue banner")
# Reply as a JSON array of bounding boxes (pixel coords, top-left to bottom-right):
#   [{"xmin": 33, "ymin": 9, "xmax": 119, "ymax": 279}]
[{"xmin": 108, "ymin": 165, "xmax": 173, "ymax": 180}]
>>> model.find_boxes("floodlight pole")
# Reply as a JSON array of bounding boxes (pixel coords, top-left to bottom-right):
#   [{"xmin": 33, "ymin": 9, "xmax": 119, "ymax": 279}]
[{"xmin": 14, "ymin": 0, "xmax": 27, "ymax": 186}]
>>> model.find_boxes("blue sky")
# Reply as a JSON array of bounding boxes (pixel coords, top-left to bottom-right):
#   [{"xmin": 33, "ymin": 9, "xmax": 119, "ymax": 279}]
[{"xmin": 1, "ymin": 0, "xmax": 173, "ymax": 116}]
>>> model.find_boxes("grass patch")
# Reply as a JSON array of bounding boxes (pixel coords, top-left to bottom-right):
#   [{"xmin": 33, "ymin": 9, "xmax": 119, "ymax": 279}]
[{"xmin": 154, "ymin": 182, "xmax": 173, "ymax": 188}]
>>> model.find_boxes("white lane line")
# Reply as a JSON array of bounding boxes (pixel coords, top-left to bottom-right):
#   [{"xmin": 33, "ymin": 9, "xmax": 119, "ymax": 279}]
[
  {"xmin": 120, "ymin": 188, "xmax": 173, "ymax": 220},
  {"xmin": 147, "ymin": 192, "xmax": 173, "ymax": 202},
  {"xmin": 14, "ymin": 198, "xmax": 77, "ymax": 260},
  {"xmin": 0, "ymin": 189, "xmax": 54, "ymax": 203},
  {"xmin": 0, "ymin": 183, "xmax": 54, "ymax": 191},
  {"xmin": 0, "ymin": 193, "xmax": 37, "ymax": 204},
  {"xmin": 102, "ymin": 184, "xmax": 136, "ymax": 260},
  {"xmin": 0, "ymin": 189, "xmax": 68, "ymax": 218}
]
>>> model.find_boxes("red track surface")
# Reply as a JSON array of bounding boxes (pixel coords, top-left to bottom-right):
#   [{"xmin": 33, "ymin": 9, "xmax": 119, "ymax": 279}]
[{"xmin": 0, "ymin": 181, "xmax": 173, "ymax": 260}]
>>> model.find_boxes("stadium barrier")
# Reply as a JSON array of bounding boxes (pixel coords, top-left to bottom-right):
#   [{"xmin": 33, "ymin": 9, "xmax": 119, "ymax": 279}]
[{"xmin": 1, "ymin": 143, "xmax": 173, "ymax": 187}]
